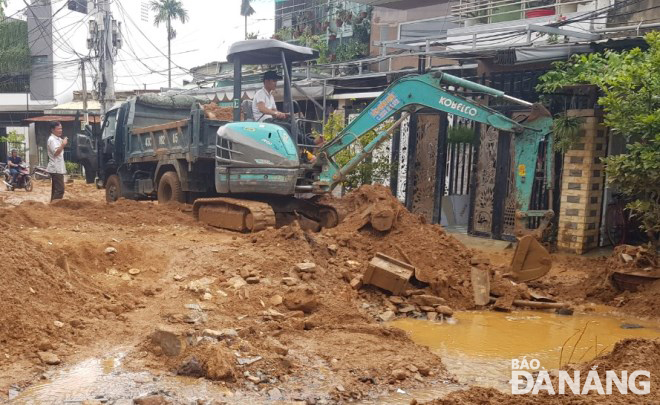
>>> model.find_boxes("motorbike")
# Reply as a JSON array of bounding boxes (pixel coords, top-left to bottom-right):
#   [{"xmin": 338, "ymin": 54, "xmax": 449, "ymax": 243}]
[
  {"xmin": 3, "ymin": 162, "xmax": 33, "ymax": 192},
  {"xmin": 31, "ymin": 165, "xmax": 51, "ymax": 180}
]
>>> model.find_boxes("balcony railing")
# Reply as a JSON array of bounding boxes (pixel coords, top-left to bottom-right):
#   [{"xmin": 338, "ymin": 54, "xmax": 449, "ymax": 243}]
[{"xmin": 451, "ymin": 0, "xmax": 590, "ymax": 25}]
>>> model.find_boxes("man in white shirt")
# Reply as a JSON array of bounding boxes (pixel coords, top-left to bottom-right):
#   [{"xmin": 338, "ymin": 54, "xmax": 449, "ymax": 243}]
[
  {"xmin": 252, "ymin": 71, "xmax": 289, "ymax": 122},
  {"xmin": 46, "ymin": 121, "xmax": 67, "ymax": 201}
]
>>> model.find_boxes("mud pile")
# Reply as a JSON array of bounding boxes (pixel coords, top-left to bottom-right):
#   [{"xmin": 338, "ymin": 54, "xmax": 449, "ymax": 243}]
[
  {"xmin": 0, "ymin": 223, "xmax": 135, "ymax": 367},
  {"xmin": 281, "ymin": 185, "xmax": 478, "ymax": 309},
  {"xmin": 422, "ymin": 338, "xmax": 660, "ymax": 404},
  {"xmin": 0, "ymin": 197, "xmax": 182, "ymax": 369},
  {"xmin": 544, "ymin": 245, "xmax": 660, "ymax": 318},
  {"xmin": 327, "ymin": 185, "xmax": 480, "ymax": 308}
]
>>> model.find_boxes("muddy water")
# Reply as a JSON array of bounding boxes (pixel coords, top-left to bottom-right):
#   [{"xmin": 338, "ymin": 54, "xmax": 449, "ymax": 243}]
[
  {"xmin": 390, "ymin": 310, "xmax": 660, "ymax": 392},
  {"xmin": 12, "ymin": 352, "xmax": 234, "ymax": 404}
]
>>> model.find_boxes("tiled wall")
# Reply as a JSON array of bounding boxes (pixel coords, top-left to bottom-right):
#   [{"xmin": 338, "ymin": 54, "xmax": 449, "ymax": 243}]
[{"xmin": 557, "ymin": 109, "xmax": 608, "ymax": 254}]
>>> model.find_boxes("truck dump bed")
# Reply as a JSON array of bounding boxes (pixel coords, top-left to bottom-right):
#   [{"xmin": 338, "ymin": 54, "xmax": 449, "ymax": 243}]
[{"xmin": 125, "ymin": 95, "xmax": 225, "ymax": 163}]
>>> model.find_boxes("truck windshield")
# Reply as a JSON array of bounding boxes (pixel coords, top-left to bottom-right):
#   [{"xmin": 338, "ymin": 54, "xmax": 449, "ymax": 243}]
[{"xmin": 102, "ymin": 112, "xmax": 117, "ymax": 140}]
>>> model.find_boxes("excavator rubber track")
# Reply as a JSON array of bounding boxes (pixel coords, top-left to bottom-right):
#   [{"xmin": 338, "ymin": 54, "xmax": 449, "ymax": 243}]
[{"xmin": 192, "ymin": 197, "xmax": 276, "ymax": 233}]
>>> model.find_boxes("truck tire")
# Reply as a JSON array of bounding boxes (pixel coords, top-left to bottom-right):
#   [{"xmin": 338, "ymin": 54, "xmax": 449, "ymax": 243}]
[
  {"xmin": 105, "ymin": 174, "xmax": 121, "ymax": 202},
  {"xmin": 158, "ymin": 171, "xmax": 184, "ymax": 204}
]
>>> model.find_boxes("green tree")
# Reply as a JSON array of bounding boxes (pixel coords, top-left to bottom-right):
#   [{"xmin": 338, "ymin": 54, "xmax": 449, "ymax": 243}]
[
  {"xmin": 240, "ymin": 0, "xmax": 255, "ymax": 40},
  {"xmin": 316, "ymin": 112, "xmax": 395, "ymax": 192},
  {"xmin": 537, "ymin": 32, "xmax": 660, "ymax": 243},
  {"xmin": 150, "ymin": 0, "xmax": 189, "ymax": 88}
]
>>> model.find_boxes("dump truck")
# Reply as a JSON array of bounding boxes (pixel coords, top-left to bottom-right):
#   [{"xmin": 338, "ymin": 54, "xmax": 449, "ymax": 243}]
[{"xmin": 88, "ymin": 94, "xmax": 224, "ymax": 203}]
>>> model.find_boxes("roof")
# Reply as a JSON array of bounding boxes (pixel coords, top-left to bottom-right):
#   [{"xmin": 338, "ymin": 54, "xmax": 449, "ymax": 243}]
[
  {"xmin": 183, "ymin": 81, "xmax": 332, "ymax": 103},
  {"xmin": 227, "ymin": 39, "xmax": 319, "ymax": 65},
  {"xmin": 24, "ymin": 115, "xmax": 101, "ymax": 124},
  {"xmin": 51, "ymin": 100, "xmax": 101, "ymax": 111}
]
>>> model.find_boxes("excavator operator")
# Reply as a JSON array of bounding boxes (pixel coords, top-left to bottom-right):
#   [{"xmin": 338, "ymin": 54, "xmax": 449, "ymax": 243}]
[{"xmin": 253, "ymin": 70, "xmax": 322, "ymax": 161}]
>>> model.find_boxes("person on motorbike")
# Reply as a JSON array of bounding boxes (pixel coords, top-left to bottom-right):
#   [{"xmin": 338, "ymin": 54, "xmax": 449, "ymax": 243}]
[{"xmin": 7, "ymin": 149, "xmax": 22, "ymax": 186}]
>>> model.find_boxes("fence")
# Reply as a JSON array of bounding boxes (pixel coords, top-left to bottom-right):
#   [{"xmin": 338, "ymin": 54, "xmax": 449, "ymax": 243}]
[{"xmin": 445, "ymin": 141, "xmax": 474, "ymax": 196}]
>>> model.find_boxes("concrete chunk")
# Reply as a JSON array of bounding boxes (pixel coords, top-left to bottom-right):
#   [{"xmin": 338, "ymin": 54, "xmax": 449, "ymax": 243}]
[{"xmin": 150, "ymin": 326, "xmax": 185, "ymax": 356}]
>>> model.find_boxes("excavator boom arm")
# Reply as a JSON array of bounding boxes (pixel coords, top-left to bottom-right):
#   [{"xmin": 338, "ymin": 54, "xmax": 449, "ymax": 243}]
[
  {"xmin": 314, "ymin": 72, "xmax": 554, "ymax": 219},
  {"xmin": 319, "ymin": 73, "xmax": 528, "ymax": 161}
]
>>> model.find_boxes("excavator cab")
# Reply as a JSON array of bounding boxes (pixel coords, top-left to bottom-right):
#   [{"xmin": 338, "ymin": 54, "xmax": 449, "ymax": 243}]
[
  {"xmin": 209, "ymin": 39, "xmax": 321, "ymax": 196},
  {"xmin": 193, "ymin": 40, "xmax": 339, "ymax": 232}
]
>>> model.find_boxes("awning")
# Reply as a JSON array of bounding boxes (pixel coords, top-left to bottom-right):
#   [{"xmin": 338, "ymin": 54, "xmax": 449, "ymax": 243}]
[
  {"xmin": 24, "ymin": 115, "xmax": 101, "ymax": 123},
  {"xmin": 183, "ymin": 82, "xmax": 334, "ymax": 102},
  {"xmin": 328, "ymin": 91, "xmax": 383, "ymax": 100}
]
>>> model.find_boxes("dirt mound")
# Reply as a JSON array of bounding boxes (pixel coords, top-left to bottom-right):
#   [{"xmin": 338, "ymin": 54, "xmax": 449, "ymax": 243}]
[
  {"xmin": 608, "ymin": 244, "xmax": 657, "ymax": 270},
  {"xmin": 0, "ymin": 224, "xmax": 138, "ymax": 368},
  {"xmin": 320, "ymin": 185, "xmax": 478, "ymax": 309},
  {"xmin": 0, "ymin": 197, "xmax": 196, "ymax": 229},
  {"xmin": 423, "ymin": 338, "xmax": 660, "ymax": 404},
  {"xmin": 545, "ymin": 245, "xmax": 660, "ymax": 318}
]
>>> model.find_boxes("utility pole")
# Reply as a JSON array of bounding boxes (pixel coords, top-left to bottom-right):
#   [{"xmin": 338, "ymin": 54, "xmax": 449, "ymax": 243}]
[
  {"xmin": 80, "ymin": 59, "xmax": 89, "ymax": 128},
  {"xmin": 89, "ymin": 0, "xmax": 121, "ymax": 117}
]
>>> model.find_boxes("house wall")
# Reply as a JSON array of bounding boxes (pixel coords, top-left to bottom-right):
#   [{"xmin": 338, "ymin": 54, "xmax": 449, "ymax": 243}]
[
  {"xmin": 27, "ymin": 0, "xmax": 54, "ymax": 101},
  {"xmin": 608, "ymin": 0, "xmax": 660, "ymax": 29},
  {"xmin": 369, "ymin": 1, "xmax": 458, "ymax": 71}
]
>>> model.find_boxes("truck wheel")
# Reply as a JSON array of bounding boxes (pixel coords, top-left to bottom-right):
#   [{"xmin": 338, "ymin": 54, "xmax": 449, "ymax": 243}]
[
  {"xmin": 105, "ymin": 174, "xmax": 121, "ymax": 202},
  {"xmin": 158, "ymin": 171, "xmax": 184, "ymax": 204}
]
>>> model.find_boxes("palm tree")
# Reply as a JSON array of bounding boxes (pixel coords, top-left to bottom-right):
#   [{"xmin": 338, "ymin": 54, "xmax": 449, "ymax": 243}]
[
  {"xmin": 240, "ymin": 0, "xmax": 255, "ymax": 40},
  {"xmin": 150, "ymin": 0, "xmax": 189, "ymax": 88}
]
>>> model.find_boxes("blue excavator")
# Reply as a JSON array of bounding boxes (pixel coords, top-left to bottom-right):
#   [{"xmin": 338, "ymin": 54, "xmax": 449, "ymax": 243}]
[{"xmin": 188, "ymin": 40, "xmax": 553, "ymax": 281}]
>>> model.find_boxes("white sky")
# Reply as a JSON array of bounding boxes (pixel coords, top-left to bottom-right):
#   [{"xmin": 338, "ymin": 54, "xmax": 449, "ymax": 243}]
[{"xmin": 5, "ymin": 0, "xmax": 276, "ymax": 98}]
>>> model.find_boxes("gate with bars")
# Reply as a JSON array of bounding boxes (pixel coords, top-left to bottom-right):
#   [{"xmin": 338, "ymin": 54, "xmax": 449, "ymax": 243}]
[{"xmin": 388, "ymin": 69, "xmax": 555, "ymax": 241}]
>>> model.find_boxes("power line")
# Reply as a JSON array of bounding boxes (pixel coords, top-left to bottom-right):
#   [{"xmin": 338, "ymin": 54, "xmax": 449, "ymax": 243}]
[{"xmin": 115, "ymin": 0, "xmax": 192, "ymax": 75}]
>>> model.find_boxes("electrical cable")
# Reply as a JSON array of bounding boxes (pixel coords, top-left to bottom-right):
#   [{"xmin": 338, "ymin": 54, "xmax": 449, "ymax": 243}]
[{"xmin": 115, "ymin": 0, "xmax": 192, "ymax": 75}]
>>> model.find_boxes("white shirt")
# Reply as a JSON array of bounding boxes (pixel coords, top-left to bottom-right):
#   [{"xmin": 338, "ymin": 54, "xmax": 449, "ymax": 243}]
[
  {"xmin": 252, "ymin": 87, "xmax": 276, "ymax": 122},
  {"xmin": 47, "ymin": 134, "xmax": 66, "ymax": 174}
]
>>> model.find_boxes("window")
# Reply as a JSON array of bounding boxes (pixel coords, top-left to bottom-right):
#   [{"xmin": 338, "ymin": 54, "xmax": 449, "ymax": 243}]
[
  {"xmin": 452, "ymin": 0, "xmax": 558, "ymax": 26},
  {"xmin": 102, "ymin": 112, "xmax": 117, "ymax": 140},
  {"xmin": 31, "ymin": 55, "xmax": 48, "ymax": 66},
  {"xmin": 141, "ymin": 1, "xmax": 150, "ymax": 22}
]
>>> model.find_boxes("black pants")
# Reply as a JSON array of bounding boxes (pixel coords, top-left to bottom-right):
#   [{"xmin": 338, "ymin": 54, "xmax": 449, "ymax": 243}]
[{"xmin": 50, "ymin": 173, "xmax": 64, "ymax": 201}]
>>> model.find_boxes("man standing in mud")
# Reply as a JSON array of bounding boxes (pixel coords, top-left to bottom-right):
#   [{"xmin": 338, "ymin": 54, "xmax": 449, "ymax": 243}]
[{"xmin": 47, "ymin": 121, "xmax": 67, "ymax": 201}]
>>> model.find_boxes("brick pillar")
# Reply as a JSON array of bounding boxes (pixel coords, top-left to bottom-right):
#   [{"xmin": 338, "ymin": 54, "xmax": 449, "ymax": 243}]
[{"xmin": 557, "ymin": 109, "xmax": 608, "ymax": 254}]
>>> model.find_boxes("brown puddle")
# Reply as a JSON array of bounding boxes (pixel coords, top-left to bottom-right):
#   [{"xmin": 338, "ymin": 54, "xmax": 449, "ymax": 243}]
[
  {"xmin": 12, "ymin": 352, "xmax": 234, "ymax": 404},
  {"xmin": 390, "ymin": 310, "xmax": 660, "ymax": 392}
]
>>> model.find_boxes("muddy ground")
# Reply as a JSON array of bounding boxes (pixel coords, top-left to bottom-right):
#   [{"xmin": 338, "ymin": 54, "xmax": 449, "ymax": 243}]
[{"xmin": 0, "ymin": 180, "xmax": 657, "ymax": 404}]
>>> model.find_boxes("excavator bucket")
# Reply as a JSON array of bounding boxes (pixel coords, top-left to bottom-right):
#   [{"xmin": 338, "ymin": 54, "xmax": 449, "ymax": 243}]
[{"xmin": 509, "ymin": 235, "xmax": 552, "ymax": 282}]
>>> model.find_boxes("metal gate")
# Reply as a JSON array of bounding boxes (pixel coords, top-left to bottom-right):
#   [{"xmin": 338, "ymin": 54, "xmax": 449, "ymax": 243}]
[{"xmin": 468, "ymin": 109, "xmax": 551, "ymax": 241}]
